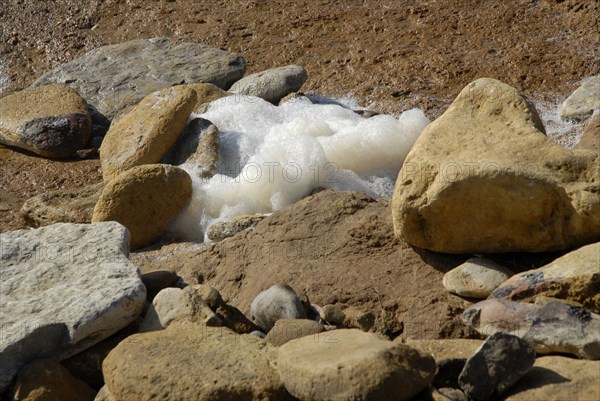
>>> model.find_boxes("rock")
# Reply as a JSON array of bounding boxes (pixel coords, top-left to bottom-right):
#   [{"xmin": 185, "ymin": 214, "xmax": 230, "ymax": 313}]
[
  {"xmin": 20, "ymin": 183, "xmax": 103, "ymax": 228},
  {"xmin": 503, "ymin": 355, "xmax": 600, "ymax": 400},
  {"xmin": 277, "ymin": 329, "xmax": 436, "ymax": 401},
  {"xmin": 102, "ymin": 325, "xmax": 289, "ymax": 401},
  {"xmin": 92, "ymin": 164, "xmax": 192, "ymax": 249},
  {"xmin": 134, "ymin": 190, "xmax": 475, "ymax": 339},
  {"xmin": 392, "ymin": 78, "xmax": 600, "ymax": 253},
  {"xmin": 99, "ymin": 86, "xmax": 197, "ymax": 181},
  {"xmin": 0, "ymin": 222, "xmax": 146, "ymax": 392},
  {"xmin": 195, "ymin": 285, "xmax": 261, "ymax": 334},
  {"xmin": 433, "ymin": 358, "xmax": 467, "ymax": 389},
  {"xmin": 0, "ymin": 84, "xmax": 91, "ymax": 158},
  {"xmin": 33, "ymin": 38, "xmax": 246, "ymax": 120},
  {"xmin": 250, "ymin": 284, "xmax": 306, "ymax": 332},
  {"xmin": 186, "ymin": 82, "xmax": 231, "ymax": 112},
  {"xmin": 319, "ymin": 304, "xmax": 346, "ymax": 324},
  {"xmin": 10, "ymin": 358, "xmax": 96, "ymax": 401},
  {"xmin": 265, "ymin": 319, "xmax": 325, "ymax": 346},
  {"xmin": 229, "ymin": 65, "xmax": 308, "ymax": 104},
  {"xmin": 161, "ymin": 117, "xmax": 220, "ymax": 179},
  {"xmin": 431, "ymin": 387, "xmax": 468, "ymax": 401},
  {"xmin": 490, "ymin": 242, "xmax": 600, "ymax": 313},
  {"xmin": 458, "ymin": 332, "xmax": 535, "ymax": 401},
  {"xmin": 402, "ymin": 339, "xmax": 484, "ymax": 363},
  {"xmin": 462, "ymin": 298, "xmax": 600, "ymax": 359},
  {"xmin": 141, "ymin": 270, "xmax": 178, "ymax": 300},
  {"xmin": 576, "ymin": 113, "xmax": 599, "ymax": 152},
  {"xmin": 94, "ymin": 387, "xmax": 115, "ymax": 401},
  {"xmin": 206, "ymin": 213, "xmax": 266, "ymax": 242},
  {"xmin": 561, "ymin": 75, "xmax": 600, "ymax": 122},
  {"xmin": 138, "ymin": 286, "xmax": 221, "ymax": 332},
  {"xmin": 443, "ymin": 257, "xmax": 513, "ymax": 299}
]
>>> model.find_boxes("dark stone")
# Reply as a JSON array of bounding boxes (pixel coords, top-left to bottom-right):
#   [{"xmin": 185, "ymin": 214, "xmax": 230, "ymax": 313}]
[
  {"xmin": 19, "ymin": 113, "xmax": 91, "ymax": 157},
  {"xmin": 458, "ymin": 332, "xmax": 535, "ymax": 401},
  {"xmin": 433, "ymin": 358, "xmax": 466, "ymax": 389}
]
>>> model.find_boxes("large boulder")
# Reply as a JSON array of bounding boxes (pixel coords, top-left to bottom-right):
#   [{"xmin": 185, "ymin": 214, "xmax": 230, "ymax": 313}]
[
  {"xmin": 102, "ymin": 325, "xmax": 290, "ymax": 401},
  {"xmin": 462, "ymin": 298, "xmax": 600, "ymax": 359},
  {"xmin": 99, "ymin": 86, "xmax": 197, "ymax": 181},
  {"xmin": 0, "ymin": 84, "xmax": 91, "ymax": 158},
  {"xmin": 560, "ymin": 75, "xmax": 600, "ymax": 122},
  {"xmin": 229, "ymin": 65, "xmax": 308, "ymax": 104},
  {"xmin": 33, "ymin": 38, "xmax": 245, "ymax": 121},
  {"xmin": 20, "ymin": 183, "xmax": 103, "ymax": 228},
  {"xmin": 392, "ymin": 78, "xmax": 600, "ymax": 253},
  {"xmin": 490, "ymin": 242, "xmax": 600, "ymax": 313},
  {"xmin": 277, "ymin": 329, "xmax": 436, "ymax": 401},
  {"xmin": 92, "ymin": 164, "xmax": 192, "ymax": 249},
  {"xmin": 0, "ymin": 222, "xmax": 146, "ymax": 392}
]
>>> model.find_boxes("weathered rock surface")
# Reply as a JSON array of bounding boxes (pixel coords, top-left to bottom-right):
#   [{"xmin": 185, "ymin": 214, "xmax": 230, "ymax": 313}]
[
  {"xmin": 92, "ymin": 164, "xmax": 192, "ymax": 249},
  {"xmin": 402, "ymin": 339, "xmax": 484, "ymax": 363},
  {"xmin": 0, "ymin": 84, "xmax": 91, "ymax": 158},
  {"xmin": 443, "ymin": 257, "xmax": 513, "ymax": 298},
  {"xmin": 187, "ymin": 82, "xmax": 231, "ymax": 112},
  {"xmin": 132, "ymin": 190, "xmax": 475, "ymax": 339},
  {"xmin": 250, "ymin": 284, "xmax": 306, "ymax": 332},
  {"xmin": 229, "ymin": 65, "xmax": 308, "ymax": 104},
  {"xmin": 33, "ymin": 38, "xmax": 245, "ymax": 120},
  {"xmin": 102, "ymin": 325, "xmax": 290, "ymax": 401},
  {"xmin": 0, "ymin": 222, "xmax": 146, "ymax": 392},
  {"xmin": 490, "ymin": 242, "xmax": 600, "ymax": 313},
  {"xmin": 140, "ymin": 270, "xmax": 179, "ymax": 300},
  {"xmin": 392, "ymin": 78, "xmax": 600, "ymax": 253},
  {"xmin": 463, "ymin": 298, "xmax": 600, "ymax": 359},
  {"xmin": 265, "ymin": 319, "xmax": 325, "ymax": 346},
  {"xmin": 10, "ymin": 358, "xmax": 96, "ymax": 401},
  {"xmin": 319, "ymin": 304, "xmax": 346, "ymax": 325},
  {"xmin": 20, "ymin": 183, "xmax": 103, "ymax": 228},
  {"xmin": 277, "ymin": 329, "xmax": 436, "ymax": 401},
  {"xmin": 161, "ymin": 117, "xmax": 220, "ymax": 179},
  {"xmin": 561, "ymin": 75, "xmax": 600, "ymax": 122},
  {"xmin": 576, "ymin": 113, "xmax": 600, "ymax": 152},
  {"xmin": 206, "ymin": 213, "xmax": 266, "ymax": 242},
  {"xmin": 138, "ymin": 286, "xmax": 221, "ymax": 332},
  {"xmin": 99, "ymin": 86, "xmax": 197, "ymax": 181},
  {"xmin": 458, "ymin": 332, "xmax": 535, "ymax": 401},
  {"xmin": 503, "ymin": 355, "xmax": 600, "ymax": 401}
]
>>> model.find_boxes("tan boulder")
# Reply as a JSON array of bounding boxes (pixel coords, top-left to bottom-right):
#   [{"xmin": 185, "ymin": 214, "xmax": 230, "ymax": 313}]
[
  {"xmin": 186, "ymin": 82, "xmax": 231, "ymax": 112},
  {"xmin": 102, "ymin": 325, "xmax": 290, "ymax": 401},
  {"xmin": 207, "ymin": 213, "xmax": 267, "ymax": 241},
  {"xmin": 576, "ymin": 113, "xmax": 599, "ymax": 152},
  {"xmin": 277, "ymin": 329, "xmax": 436, "ymax": 401},
  {"xmin": 265, "ymin": 319, "xmax": 325, "ymax": 346},
  {"xmin": 443, "ymin": 257, "xmax": 513, "ymax": 299},
  {"xmin": 92, "ymin": 164, "xmax": 192, "ymax": 249},
  {"xmin": 11, "ymin": 358, "xmax": 96, "ymax": 401},
  {"xmin": 0, "ymin": 84, "xmax": 91, "ymax": 158},
  {"xmin": 402, "ymin": 338, "xmax": 484, "ymax": 363},
  {"xmin": 99, "ymin": 86, "xmax": 197, "ymax": 181},
  {"xmin": 490, "ymin": 242, "xmax": 600, "ymax": 313},
  {"xmin": 20, "ymin": 182, "xmax": 103, "ymax": 227},
  {"xmin": 392, "ymin": 78, "xmax": 600, "ymax": 253}
]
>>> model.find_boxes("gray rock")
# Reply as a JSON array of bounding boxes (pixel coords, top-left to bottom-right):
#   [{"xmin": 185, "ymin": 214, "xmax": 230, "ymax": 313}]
[
  {"xmin": 229, "ymin": 65, "xmax": 308, "ymax": 104},
  {"xmin": 207, "ymin": 213, "xmax": 266, "ymax": 242},
  {"xmin": 161, "ymin": 117, "xmax": 220, "ymax": 179},
  {"xmin": 277, "ymin": 328, "xmax": 436, "ymax": 401},
  {"xmin": 463, "ymin": 298, "xmax": 600, "ymax": 359},
  {"xmin": 319, "ymin": 304, "xmax": 346, "ymax": 324},
  {"xmin": 443, "ymin": 257, "xmax": 513, "ymax": 299},
  {"xmin": 250, "ymin": 284, "xmax": 306, "ymax": 332},
  {"xmin": 459, "ymin": 332, "xmax": 535, "ymax": 401},
  {"xmin": 138, "ymin": 286, "xmax": 221, "ymax": 332},
  {"xmin": 265, "ymin": 319, "xmax": 325, "ymax": 346},
  {"xmin": 33, "ymin": 38, "xmax": 246, "ymax": 121},
  {"xmin": 20, "ymin": 183, "xmax": 103, "ymax": 228},
  {"xmin": 561, "ymin": 75, "xmax": 600, "ymax": 122},
  {"xmin": 0, "ymin": 84, "xmax": 91, "ymax": 158},
  {"xmin": 0, "ymin": 222, "xmax": 146, "ymax": 392}
]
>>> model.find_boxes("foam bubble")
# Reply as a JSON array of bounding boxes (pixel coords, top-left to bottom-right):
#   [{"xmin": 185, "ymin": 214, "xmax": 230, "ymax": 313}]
[{"xmin": 170, "ymin": 95, "xmax": 429, "ymax": 241}]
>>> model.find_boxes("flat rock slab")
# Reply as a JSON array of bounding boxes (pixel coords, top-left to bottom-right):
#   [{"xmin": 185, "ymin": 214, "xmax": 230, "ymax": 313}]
[
  {"xmin": 102, "ymin": 325, "xmax": 289, "ymax": 401},
  {"xmin": 33, "ymin": 38, "xmax": 246, "ymax": 121},
  {"xmin": 392, "ymin": 77, "xmax": 600, "ymax": 253},
  {"xmin": 277, "ymin": 329, "xmax": 436, "ymax": 401},
  {"xmin": 490, "ymin": 242, "xmax": 600, "ymax": 313},
  {"xmin": 463, "ymin": 298, "xmax": 600, "ymax": 359},
  {"xmin": 0, "ymin": 222, "xmax": 146, "ymax": 392},
  {"xmin": 0, "ymin": 84, "xmax": 91, "ymax": 158},
  {"xmin": 561, "ymin": 75, "xmax": 600, "ymax": 122}
]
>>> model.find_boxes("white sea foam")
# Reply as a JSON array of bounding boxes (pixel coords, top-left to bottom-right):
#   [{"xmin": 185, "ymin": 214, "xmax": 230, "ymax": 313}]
[
  {"xmin": 0, "ymin": 59, "xmax": 11, "ymax": 94},
  {"xmin": 170, "ymin": 95, "xmax": 429, "ymax": 242}
]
